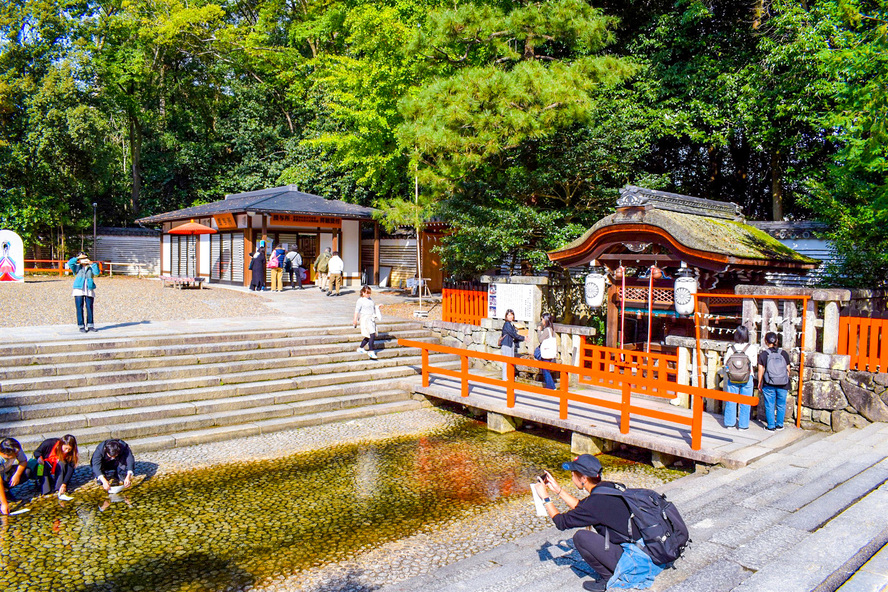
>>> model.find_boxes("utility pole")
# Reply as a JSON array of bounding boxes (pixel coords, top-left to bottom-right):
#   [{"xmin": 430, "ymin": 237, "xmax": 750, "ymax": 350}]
[{"xmin": 92, "ymin": 203, "xmax": 97, "ymax": 258}]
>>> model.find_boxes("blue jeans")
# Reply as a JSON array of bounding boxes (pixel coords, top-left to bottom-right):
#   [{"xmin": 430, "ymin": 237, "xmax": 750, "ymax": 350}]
[
  {"xmin": 761, "ymin": 385, "xmax": 788, "ymax": 429},
  {"xmin": 74, "ymin": 295, "xmax": 94, "ymax": 328},
  {"xmin": 533, "ymin": 347, "xmax": 556, "ymax": 390},
  {"xmin": 724, "ymin": 377, "xmax": 753, "ymax": 429}
]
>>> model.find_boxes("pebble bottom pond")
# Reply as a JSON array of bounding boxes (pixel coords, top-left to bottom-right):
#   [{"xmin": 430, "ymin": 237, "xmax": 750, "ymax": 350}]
[{"xmin": 0, "ymin": 420, "xmax": 662, "ymax": 592}]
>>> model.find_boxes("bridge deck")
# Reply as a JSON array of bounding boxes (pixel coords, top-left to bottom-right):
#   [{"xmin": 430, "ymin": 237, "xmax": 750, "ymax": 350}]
[{"xmin": 413, "ymin": 373, "xmax": 808, "ymax": 468}]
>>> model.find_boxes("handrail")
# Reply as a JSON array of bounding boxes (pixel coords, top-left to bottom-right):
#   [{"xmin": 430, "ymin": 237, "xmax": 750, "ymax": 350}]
[
  {"xmin": 398, "ymin": 338, "xmax": 758, "ymax": 451},
  {"xmin": 23, "ymin": 259, "xmax": 67, "ymax": 276}
]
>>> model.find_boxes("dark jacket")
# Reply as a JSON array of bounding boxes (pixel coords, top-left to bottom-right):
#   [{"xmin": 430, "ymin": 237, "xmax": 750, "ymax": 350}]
[
  {"xmin": 34, "ymin": 438, "xmax": 61, "ymax": 463},
  {"xmin": 91, "ymin": 439, "xmax": 135, "ymax": 478},
  {"xmin": 501, "ymin": 321, "xmax": 525, "ymax": 348},
  {"xmin": 552, "ymin": 482, "xmax": 633, "ymax": 544}
]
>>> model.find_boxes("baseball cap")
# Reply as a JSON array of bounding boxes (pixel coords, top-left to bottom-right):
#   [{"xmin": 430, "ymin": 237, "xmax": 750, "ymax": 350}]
[{"xmin": 562, "ymin": 454, "xmax": 602, "ymax": 478}]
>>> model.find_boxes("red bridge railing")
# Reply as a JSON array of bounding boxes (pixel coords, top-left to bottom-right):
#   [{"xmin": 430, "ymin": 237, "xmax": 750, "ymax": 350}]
[{"xmin": 398, "ymin": 338, "xmax": 758, "ymax": 451}]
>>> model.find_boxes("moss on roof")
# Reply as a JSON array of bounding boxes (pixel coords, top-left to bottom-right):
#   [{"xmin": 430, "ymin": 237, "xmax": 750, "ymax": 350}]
[{"xmin": 553, "ymin": 209, "xmax": 820, "ymax": 265}]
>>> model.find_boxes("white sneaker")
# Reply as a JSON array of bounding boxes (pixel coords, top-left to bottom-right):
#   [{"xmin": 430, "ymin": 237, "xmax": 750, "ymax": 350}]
[
  {"xmin": 368, "ymin": 351, "xmax": 378, "ymax": 360},
  {"xmin": 356, "ymin": 347, "xmax": 365, "ymax": 354}
]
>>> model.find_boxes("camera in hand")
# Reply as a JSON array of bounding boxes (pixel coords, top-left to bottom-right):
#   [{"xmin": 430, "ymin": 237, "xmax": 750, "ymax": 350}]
[{"xmin": 538, "ymin": 472, "xmax": 548, "ymax": 483}]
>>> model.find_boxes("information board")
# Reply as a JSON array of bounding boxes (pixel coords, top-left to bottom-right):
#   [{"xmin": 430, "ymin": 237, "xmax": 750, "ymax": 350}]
[{"xmin": 488, "ymin": 283, "xmax": 535, "ymax": 322}]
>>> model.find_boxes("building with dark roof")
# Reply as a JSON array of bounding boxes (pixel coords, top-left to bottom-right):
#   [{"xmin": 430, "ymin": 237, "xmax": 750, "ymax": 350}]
[{"xmin": 136, "ymin": 186, "xmax": 382, "ymax": 286}]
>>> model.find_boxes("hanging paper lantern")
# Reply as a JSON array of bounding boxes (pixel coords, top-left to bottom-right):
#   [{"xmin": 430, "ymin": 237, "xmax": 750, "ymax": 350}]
[
  {"xmin": 585, "ymin": 266, "xmax": 607, "ymax": 308},
  {"xmin": 673, "ymin": 267, "xmax": 697, "ymax": 316}
]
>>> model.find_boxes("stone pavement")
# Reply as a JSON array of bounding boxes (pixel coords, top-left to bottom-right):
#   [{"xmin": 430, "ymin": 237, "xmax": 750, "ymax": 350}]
[{"xmin": 382, "ymin": 421, "xmax": 888, "ymax": 592}]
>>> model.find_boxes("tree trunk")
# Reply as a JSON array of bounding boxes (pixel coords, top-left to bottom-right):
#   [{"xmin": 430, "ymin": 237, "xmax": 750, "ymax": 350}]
[
  {"xmin": 129, "ymin": 115, "xmax": 142, "ymax": 217},
  {"xmin": 770, "ymin": 150, "xmax": 783, "ymax": 221}
]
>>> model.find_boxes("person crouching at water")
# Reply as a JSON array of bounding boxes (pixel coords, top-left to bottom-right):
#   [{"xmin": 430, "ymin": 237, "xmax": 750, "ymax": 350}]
[
  {"xmin": 32, "ymin": 435, "xmax": 79, "ymax": 497},
  {"xmin": 67, "ymin": 253, "xmax": 100, "ymax": 332},
  {"xmin": 0, "ymin": 438, "xmax": 30, "ymax": 515},
  {"xmin": 91, "ymin": 439, "xmax": 135, "ymax": 492},
  {"xmin": 534, "ymin": 454, "xmax": 660, "ymax": 591},
  {"xmin": 353, "ymin": 285, "xmax": 380, "ymax": 360}
]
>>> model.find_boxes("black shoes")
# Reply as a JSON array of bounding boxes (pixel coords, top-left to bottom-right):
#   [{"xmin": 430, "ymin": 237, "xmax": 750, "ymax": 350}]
[
  {"xmin": 80, "ymin": 327, "xmax": 87, "ymax": 333},
  {"xmin": 583, "ymin": 579, "xmax": 607, "ymax": 591}
]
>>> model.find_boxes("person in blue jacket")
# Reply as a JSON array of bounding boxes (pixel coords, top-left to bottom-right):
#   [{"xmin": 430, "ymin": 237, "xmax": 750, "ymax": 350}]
[{"xmin": 67, "ymin": 253, "xmax": 100, "ymax": 332}]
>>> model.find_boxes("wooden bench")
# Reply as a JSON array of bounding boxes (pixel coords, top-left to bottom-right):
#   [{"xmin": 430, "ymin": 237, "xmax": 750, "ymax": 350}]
[{"xmin": 160, "ymin": 275, "xmax": 205, "ymax": 289}]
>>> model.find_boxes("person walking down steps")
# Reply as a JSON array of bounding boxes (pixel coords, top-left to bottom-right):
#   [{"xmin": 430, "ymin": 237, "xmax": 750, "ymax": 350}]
[{"xmin": 353, "ymin": 285, "xmax": 381, "ymax": 360}]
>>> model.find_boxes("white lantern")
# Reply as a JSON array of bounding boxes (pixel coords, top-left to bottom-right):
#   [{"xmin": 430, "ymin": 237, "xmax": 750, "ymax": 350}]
[
  {"xmin": 585, "ymin": 266, "xmax": 607, "ymax": 308},
  {"xmin": 673, "ymin": 267, "xmax": 697, "ymax": 316}
]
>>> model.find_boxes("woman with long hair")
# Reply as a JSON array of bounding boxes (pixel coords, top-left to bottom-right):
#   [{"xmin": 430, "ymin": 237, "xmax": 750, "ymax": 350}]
[
  {"xmin": 33, "ymin": 435, "xmax": 79, "ymax": 497},
  {"xmin": 722, "ymin": 325, "xmax": 758, "ymax": 430},
  {"xmin": 534, "ymin": 313, "xmax": 557, "ymax": 389},
  {"xmin": 353, "ymin": 285, "xmax": 380, "ymax": 360},
  {"xmin": 500, "ymin": 309, "xmax": 525, "ymax": 381}
]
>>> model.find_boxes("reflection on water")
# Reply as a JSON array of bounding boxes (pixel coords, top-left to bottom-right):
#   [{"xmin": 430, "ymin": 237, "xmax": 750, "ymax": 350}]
[{"xmin": 0, "ymin": 420, "xmax": 644, "ymax": 592}]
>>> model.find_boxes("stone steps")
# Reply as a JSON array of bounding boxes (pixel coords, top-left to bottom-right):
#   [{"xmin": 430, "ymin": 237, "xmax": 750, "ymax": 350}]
[
  {"xmin": 0, "ymin": 322, "xmax": 449, "ymax": 455},
  {"xmin": 380, "ymin": 422, "xmax": 888, "ymax": 592}
]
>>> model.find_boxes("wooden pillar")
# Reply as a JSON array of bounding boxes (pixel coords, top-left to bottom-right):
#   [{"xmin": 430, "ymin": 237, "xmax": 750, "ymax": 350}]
[
  {"xmin": 699, "ymin": 299, "xmax": 710, "ymax": 340},
  {"xmin": 373, "ymin": 221, "xmax": 380, "ymax": 285},
  {"xmin": 261, "ymin": 215, "xmax": 268, "ymax": 247},
  {"xmin": 606, "ymin": 284, "xmax": 619, "ymax": 348}
]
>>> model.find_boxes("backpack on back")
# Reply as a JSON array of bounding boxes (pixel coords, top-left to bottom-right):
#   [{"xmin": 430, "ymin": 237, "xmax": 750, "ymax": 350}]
[
  {"xmin": 594, "ymin": 483, "xmax": 690, "ymax": 565},
  {"xmin": 725, "ymin": 344, "xmax": 751, "ymax": 383},
  {"xmin": 765, "ymin": 348, "xmax": 790, "ymax": 386}
]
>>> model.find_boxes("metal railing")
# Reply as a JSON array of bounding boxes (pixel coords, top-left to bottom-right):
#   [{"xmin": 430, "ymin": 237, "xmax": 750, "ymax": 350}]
[{"xmin": 398, "ymin": 338, "xmax": 758, "ymax": 451}]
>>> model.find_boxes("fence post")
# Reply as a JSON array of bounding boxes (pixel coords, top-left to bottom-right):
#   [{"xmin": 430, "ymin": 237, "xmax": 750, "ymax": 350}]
[
  {"xmin": 620, "ymin": 381, "xmax": 631, "ymax": 434},
  {"xmin": 422, "ymin": 348, "xmax": 429, "ymax": 387},
  {"xmin": 507, "ymin": 363, "xmax": 515, "ymax": 408},
  {"xmin": 559, "ymin": 368, "xmax": 569, "ymax": 420},
  {"xmin": 823, "ymin": 301, "xmax": 840, "ymax": 354},
  {"xmin": 691, "ymin": 391, "xmax": 704, "ymax": 450},
  {"xmin": 461, "ymin": 354, "xmax": 469, "ymax": 398}
]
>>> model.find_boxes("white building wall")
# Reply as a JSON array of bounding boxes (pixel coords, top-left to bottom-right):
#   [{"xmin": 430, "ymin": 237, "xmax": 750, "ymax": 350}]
[
  {"xmin": 342, "ymin": 220, "xmax": 360, "ymax": 285},
  {"xmin": 199, "ymin": 234, "xmax": 211, "ymax": 277},
  {"xmin": 162, "ymin": 235, "xmax": 171, "ymax": 275}
]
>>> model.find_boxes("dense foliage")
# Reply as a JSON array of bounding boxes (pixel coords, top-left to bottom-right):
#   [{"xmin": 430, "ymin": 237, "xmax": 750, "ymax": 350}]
[{"xmin": 1, "ymin": 0, "xmax": 886, "ymax": 284}]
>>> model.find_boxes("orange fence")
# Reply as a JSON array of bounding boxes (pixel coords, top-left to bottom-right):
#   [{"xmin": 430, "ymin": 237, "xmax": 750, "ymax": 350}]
[
  {"xmin": 838, "ymin": 313, "xmax": 888, "ymax": 372},
  {"xmin": 23, "ymin": 259, "xmax": 67, "ymax": 276},
  {"xmin": 398, "ymin": 338, "xmax": 758, "ymax": 451},
  {"xmin": 580, "ymin": 343, "xmax": 678, "ymax": 396},
  {"xmin": 442, "ymin": 282, "xmax": 488, "ymax": 326}
]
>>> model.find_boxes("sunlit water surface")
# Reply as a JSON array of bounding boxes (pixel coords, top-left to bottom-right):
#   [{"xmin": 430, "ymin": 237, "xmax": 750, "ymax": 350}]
[{"xmin": 0, "ymin": 420, "xmax": 655, "ymax": 592}]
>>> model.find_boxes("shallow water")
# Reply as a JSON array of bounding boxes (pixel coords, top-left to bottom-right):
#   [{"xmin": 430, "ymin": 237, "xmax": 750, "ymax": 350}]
[{"xmin": 0, "ymin": 421, "xmax": 660, "ymax": 592}]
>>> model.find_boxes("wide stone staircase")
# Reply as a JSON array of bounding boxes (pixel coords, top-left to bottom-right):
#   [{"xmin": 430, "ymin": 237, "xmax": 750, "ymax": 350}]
[
  {"xmin": 0, "ymin": 320, "xmax": 457, "ymax": 456},
  {"xmin": 382, "ymin": 422, "xmax": 888, "ymax": 592}
]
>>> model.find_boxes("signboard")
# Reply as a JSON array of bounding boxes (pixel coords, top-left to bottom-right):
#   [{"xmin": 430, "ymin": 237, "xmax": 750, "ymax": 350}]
[
  {"xmin": 268, "ymin": 214, "xmax": 341, "ymax": 228},
  {"xmin": 214, "ymin": 213, "xmax": 237, "ymax": 230},
  {"xmin": 488, "ymin": 282, "xmax": 535, "ymax": 322},
  {"xmin": 0, "ymin": 229, "xmax": 24, "ymax": 282}
]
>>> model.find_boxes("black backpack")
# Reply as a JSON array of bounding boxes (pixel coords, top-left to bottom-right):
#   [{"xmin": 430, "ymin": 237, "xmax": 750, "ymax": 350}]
[{"xmin": 593, "ymin": 483, "xmax": 690, "ymax": 565}]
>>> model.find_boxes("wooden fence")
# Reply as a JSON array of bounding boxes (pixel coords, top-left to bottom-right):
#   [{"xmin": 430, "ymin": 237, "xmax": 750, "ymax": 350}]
[
  {"xmin": 442, "ymin": 282, "xmax": 488, "ymax": 325},
  {"xmin": 838, "ymin": 310, "xmax": 888, "ymax": 372},
  {"xmin": 580, "ymin": 342, "xmax": 679, "ymax": 396}
]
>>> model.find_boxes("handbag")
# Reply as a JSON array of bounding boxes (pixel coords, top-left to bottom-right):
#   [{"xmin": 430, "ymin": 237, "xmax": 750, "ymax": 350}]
[
  {"xmin": 540, "ymin": 335, "xmax": 557, "ymax": 359},
  {"xmin": 266, "ymin": 256, "xmax": 279, "ymax": 269}
]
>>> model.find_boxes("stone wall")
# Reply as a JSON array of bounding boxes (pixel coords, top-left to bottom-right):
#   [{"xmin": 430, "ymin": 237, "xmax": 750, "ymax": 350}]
[{"xmin": 799, "ymin": 352, "xmax": 888, "ymax": 431}]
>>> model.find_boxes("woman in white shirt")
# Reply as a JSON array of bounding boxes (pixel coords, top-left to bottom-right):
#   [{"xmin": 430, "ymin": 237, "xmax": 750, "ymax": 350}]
[
  {"xmin": 722, "ymin": 325, "xmax": 758, "ymax": 430},
  {"xmin": 353, "ymin": 285, "xmax": 379, "ymax": 359}
]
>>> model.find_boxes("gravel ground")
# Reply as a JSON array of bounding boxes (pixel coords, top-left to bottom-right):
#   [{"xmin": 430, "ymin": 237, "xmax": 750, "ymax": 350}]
[{"xmin": 1, "ymin": 276, "xmax": 279, "ymax": 327}]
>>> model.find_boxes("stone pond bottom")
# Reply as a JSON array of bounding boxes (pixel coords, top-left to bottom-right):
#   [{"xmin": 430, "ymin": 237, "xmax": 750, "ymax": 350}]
[{"xmin": 0, "ymin": 418, "xmax": 685, "ymax": 592}]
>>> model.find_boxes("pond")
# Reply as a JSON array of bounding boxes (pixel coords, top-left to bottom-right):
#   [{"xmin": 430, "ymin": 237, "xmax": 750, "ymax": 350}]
[{"xmin": 0, "ymin": 420, "xmax": 678, "ymax": 592}]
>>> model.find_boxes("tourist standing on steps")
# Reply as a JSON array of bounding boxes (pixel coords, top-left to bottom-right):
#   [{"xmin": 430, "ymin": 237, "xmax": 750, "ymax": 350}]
[
  {"xmin": 285, "ymin": 246, "xmax": 303, "ymax": 289},
  {"xmin": 67, "ymin": 252, "xmax": 100, "ymax": 332},
  {"xmin": 327, "ymin": 251, "xmax": 344, "ymax": 296},
  {"xmin": 353, "ymin": 285, "xmax": 380, "ymax": 360},
  {"xmin": 270, "ymin": 243, "xmax": 286, "ymax": 292},
  {"xmin": 249, "ymin": 244, "xmax": 267, "ymax": 291},
  {"xmin": 722, "ymin": 325, "xmax": 758, "ymax": 430},
  {"xmin": 0, "ymin": 438, "xmax": 30, "ymax": 515},
  {"xmin": 91, "ymin": 439, "xmax": 136, "ymax": 492},
  {"xmin": 500, "ymin": 309, "xmax": 525, "ymax": 381},
  {"xmin": 313, "ymin": 247, "xmax": 331, "ymax": 291},
  {"xmin": 534, "ymin": 454, "xmax": 664, "ymax": 591},
  {"xmin": 758, "ymin": 331, "xmax": 791, "ymax": 431},
  {"xmin": 534, "ymin": 313, "xmax": 557, "ymax": 389},
  {"xmin": 32, "ymin": 435, "xmax": 79, "ymax": 497}
]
